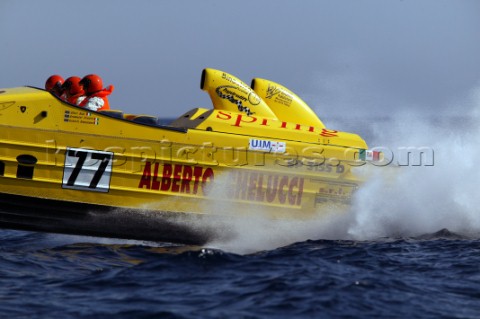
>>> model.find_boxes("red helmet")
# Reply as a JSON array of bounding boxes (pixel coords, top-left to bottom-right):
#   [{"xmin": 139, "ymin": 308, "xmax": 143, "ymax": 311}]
[
  {"xmin": 45, "ymin": 75, "xmax": 64, "ymax": 91},
  {"xmin": 79, "ymin": 74, "xmax": 103, "ymax": 94},
  {"xmin": 62, "ymin": 76, "xmax": 84, "ymax": 96}
]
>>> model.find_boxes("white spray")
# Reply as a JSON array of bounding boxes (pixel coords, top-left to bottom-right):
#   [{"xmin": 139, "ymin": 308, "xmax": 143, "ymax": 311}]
[{"xmin": 203, "ymin": 87, "xmax": 480, "ymax": 253}]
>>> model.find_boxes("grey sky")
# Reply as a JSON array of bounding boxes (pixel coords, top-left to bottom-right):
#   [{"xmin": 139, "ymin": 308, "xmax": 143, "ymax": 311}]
[{"xmin": 1, "ymin": 0, "xmax": 479, "ymax": 119}]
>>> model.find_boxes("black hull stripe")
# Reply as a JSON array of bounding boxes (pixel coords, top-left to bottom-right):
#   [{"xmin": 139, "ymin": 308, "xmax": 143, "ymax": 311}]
[{"xmin": 0, "ymin": 192, "xmax": 220, "ymax": 245}]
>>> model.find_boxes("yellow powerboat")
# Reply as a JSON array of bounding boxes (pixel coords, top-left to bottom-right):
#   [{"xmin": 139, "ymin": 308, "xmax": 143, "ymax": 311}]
[{"xmin": 0, "ymin": 68, "xmax": 376, "ymax": 244}]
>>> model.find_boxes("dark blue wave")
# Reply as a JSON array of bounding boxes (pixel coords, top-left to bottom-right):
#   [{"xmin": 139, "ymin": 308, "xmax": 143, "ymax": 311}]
[{"xmin": 0, "ymin": 229, "xmax": 479, "ymax": 318}]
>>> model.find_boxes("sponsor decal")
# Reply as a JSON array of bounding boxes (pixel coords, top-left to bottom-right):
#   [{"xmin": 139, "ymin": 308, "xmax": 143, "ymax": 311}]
[
  {"xmin": 227, "ymin": 171, "xmax": 304, "ymax": 206},
  {"xmin": 138, "ymin": 162, "xmax": 214, "ymax": 196},
  {"xmin": 265, "ymin": 84, "xmax": 293, "ymax": 107},
  {"xmin": 64, "ymin": 110, "xmax": 100, "ymax": 125},
  {"xmin": 314, "ymin": 183, "xmax": 357, "ymax": 205},
  {"xmin": 0, "ymin": 101, "xmax": 15, "ymax": 110},
  {"xmin": 249, "ymin": 139, "xmax": 286, "ymax": 153},
  {"xmin": 221, "ymin": 72, "xmax": 255, "ymax": 96},
  {"xmin": 306, "ymin": 163, "xmax": 345, "ymax": 174},
  {"xmin": 248, "ymin": 92, "xmax": 261, "ymax": 105},
  {"xmin": 215, "ymin": 111, "xmax": 338, "ymax": 137},
  {"xmin": 138, "ymin": 163, "xmax": 303, "ymax": 206},
  {"xmin": 319, "ymin": 129, "xmax": 338, "ymax": 137},
  {"xmin": 216, "ymin": 85, "xmax": 255, "ymax": 116},
  {"xmin": 215, "ymin": 72, "xmax": 262, "ymax": 116}
]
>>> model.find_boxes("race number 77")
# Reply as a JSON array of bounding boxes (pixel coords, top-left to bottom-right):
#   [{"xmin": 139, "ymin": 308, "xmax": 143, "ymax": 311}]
[{"xmin": 62, "ymin": 148, "xmax": 113, "ymax": 192}]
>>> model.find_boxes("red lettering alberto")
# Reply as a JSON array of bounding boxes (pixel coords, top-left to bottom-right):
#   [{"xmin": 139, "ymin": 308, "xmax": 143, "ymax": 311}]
[
  {"xmin": 138, "ymin": 161, "xmax": 152, "ymax": 189},
  {"xmin": 201, "ymin": 167, "xmax": 214, "ymax": 195},
  {"xmin": 161, "ymin": 164, "xmax": 172, "ymax": 191},
  {"xmin": 192, "ymin": 166, "xmax": 203, "ymax": 194},
  {"xmin": 151, "ymin": 162, "xmax": 161, "ymax": 190},
  {"xmin": 171, "ymin": 165, "xmax": 183, "ymax": 192},
  {"xmin": 181, "ymin": 166, "xmax": 193, "ymax": 193}
]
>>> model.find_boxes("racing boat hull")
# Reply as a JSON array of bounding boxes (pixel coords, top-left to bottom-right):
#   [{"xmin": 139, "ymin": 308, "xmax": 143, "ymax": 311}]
[{"xmin": 0, "ymin": 69, "xmax": 374, "ymax": 244}]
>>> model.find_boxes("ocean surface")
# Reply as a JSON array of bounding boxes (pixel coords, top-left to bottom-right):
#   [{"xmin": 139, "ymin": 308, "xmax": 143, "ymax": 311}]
[
  {"xmin": 2, "ymin": 115, "xmax": 480, "ymax": 318},
  {"xmin": 1, "ymin": 230, "xmax": 479, "ymax": 318}
]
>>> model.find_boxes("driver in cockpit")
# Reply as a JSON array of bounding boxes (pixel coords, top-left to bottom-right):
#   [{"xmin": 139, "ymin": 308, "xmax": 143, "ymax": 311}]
[{"xmin": 45, "ymin": 75, "xmax": 66, "ymax": 99}]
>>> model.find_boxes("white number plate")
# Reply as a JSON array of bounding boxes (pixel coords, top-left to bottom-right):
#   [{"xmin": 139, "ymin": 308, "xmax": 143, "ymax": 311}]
[{"xmin": 62, "ymin": 147, "xmax": 113, "ymax": 192}]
